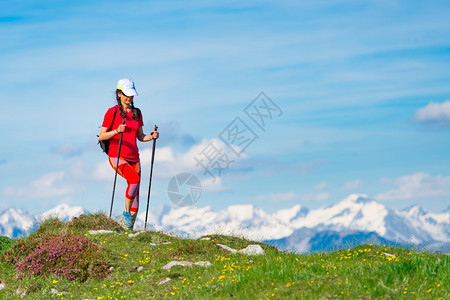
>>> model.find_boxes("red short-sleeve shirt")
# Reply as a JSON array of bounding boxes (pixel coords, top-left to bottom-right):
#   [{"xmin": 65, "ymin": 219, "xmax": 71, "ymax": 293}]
[{"xmin": 102, "ymin": 106, "xmax": 144, "ymax": 162}]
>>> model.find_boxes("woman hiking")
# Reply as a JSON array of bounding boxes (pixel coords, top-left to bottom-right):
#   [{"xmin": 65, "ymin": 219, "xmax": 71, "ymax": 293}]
[{"xmin": 99, "ymin": 78, "xmax": 159, "ymax": 230}]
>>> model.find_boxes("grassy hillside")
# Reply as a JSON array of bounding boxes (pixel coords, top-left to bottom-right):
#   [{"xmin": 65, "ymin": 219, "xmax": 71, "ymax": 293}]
[{"xmin": 0, "ymin": 213, "xmax": 448, "ymax": 299}]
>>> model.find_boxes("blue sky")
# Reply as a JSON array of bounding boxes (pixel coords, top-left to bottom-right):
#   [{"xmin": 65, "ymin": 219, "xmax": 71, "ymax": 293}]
[{"xmin": 1, "ymin": 0, "xmax": 450, "ymax": 216}]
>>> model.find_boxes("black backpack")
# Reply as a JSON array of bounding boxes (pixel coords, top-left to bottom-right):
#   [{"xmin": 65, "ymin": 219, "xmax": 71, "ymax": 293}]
[{"xmin": 97, "ymin": 107, "xmax": 118, "ymax": 154}]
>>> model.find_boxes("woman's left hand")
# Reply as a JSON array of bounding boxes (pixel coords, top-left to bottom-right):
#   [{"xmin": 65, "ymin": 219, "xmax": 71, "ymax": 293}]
[{"xmin": 151, "ymin": 130, "xmax": 159, "ymax": 140}]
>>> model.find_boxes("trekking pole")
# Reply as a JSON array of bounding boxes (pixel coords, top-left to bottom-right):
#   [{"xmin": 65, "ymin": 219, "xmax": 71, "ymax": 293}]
[
  {"xmin": 109, "ymin": 119, "xmax": 126, "ymax": 218},
  {"xmin": 144, "ymin": 125, "xmax": 158, "ymax": 230}
]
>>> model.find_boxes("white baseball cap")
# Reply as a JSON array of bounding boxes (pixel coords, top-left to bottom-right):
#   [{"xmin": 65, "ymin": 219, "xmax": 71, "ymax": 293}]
[{"xmin": 117, "ymin": 78, "xmax": 138, "ymax": 96}]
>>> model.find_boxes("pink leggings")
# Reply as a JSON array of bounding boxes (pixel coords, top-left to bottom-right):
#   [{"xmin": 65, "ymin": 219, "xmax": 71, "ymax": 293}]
[{"xmin": 109, "ymin": 157, "xmax": 141, "ymax": 214}]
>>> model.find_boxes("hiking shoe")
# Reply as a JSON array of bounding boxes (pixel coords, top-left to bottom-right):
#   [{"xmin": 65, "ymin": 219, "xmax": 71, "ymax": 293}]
[
  {"xmin": 121, "ymin": 211, "xmax": 133, "ymax": 227},
  {"xmin": 120, "ymin": 220, "xmax": 132, "ymax": 231}
]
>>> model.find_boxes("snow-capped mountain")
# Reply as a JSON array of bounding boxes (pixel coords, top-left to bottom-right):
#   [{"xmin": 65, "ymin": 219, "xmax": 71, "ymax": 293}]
[
  {"xmin": 139, "ymin": 204, "xmax": 297, "ymax": 241},
  {"xmin": 136, "ymin": 194, "xmax": 449, "ymax": 252},
  {"xmin": 1, "ymin": 194, "xmax": 448, "ymax": 253},
  {"xmin": 0, "ymin": 208, "xmax": 37, "ymax": 238},
  {"xmin": 266, "ymin": 228, "xmax": 396, "ymax": 253},
  {"xmin": 38, "ymin": 203, "xmax": 85, "ymax": 222},
  {"xmin": 282, "ymin": 194, "xmax": 449, "ymax": 246},
  {"xmin": 0, "ymin": 204, "xmax": 86, "ymax": 238}
]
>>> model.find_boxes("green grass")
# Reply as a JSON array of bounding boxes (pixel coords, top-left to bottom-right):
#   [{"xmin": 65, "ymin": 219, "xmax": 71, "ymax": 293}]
[
  {"xmin": 0, "ymin": 236, "xmax": 14, "ymax": 254},
  {"xmin": 0, "ymin": 213, "xmax": 448, "ymax": 299}
]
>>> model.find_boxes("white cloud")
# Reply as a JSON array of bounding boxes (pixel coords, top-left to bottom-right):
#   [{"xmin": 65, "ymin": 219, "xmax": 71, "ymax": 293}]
[
  {"xmin": 344, "ymin": 179, "xmax": 363, "ymax": 190},
  {"xmin": 315, "ymin": 192, "xmax": 331, "ymax": 201},
  {"xmin": 3, "ymin": 159, "xmax": 105, "ymax": 202},
  {"xmin": 92, "ymin": 138, "xmax": 246, "ymax": 188},
  {"xmin": 92, "ymin": 143, "xmax": 198, "ymax": 182},
  {"xmin": 3, "ymin": 139, "xmax": 243, "ymax": 207},
  {"xmin": 50, "ymin": 142, "xmax": 83, "ymax": 158},
  {"xmin": 414, "ymin": 100, "xmax": 450, "ymax": 125},
  {"xmin": 141, "ymin": 138, "xmax": 246, "ymax": 179},
  {"xmin": 315, "ymin": 182, "xmax": 329, "ymax": 191},
  {"xmin": 376, "ymin": 172, "xmax": 450, "ymax": 201},
  {"xmin": 201, "ymin": 177, "xmax": 231, "ymax": 193},
  {"xmin": 92, "ymin": 160, "xmax": 114, "ymax": 182},
  {"xmin": 3, "ymin": 171, "xmax": 73, "ymax": 198}
]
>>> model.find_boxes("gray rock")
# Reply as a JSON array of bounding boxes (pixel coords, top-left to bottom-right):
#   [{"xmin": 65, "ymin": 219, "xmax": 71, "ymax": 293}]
[
  {"xmin": 130, "ymin": 266, "xmax": 144, "ymax": 272},
  {"xmin": 194, "ymin": 261, "xmax": 212, "ymax": 267},
  {"xmin": 157, "ymin": 277, "xmax": 172, "ymax": 285},
  {"xmin": 15, "ymin": 287, "xmax": 26, "ymax": 297},
  {"xmin": 88, "ymin": 230, "xmax": 116, "ymax": 235},
  {"xmin": 162, "ymin": 261, "xmax": 193, "ymax": 270},
  {"xmin": 239, "ymin": 245, "xmax": 265, "ymax": 255},
  {"xmin": 128, "ymin": 232, "xmax": 142, "ymax": 237},
  {"xmin": 217, "ymin": 243, "xmax": 265, "ymax": 255},
  {"xmin": 150, "ymin": 242, "xmax": 172, "ymax": 246},
  {"xmin": 216, "ymin": 243, "xmax": 238, "ymax": 253},
  {"xmin": 162, "ymin": 260, "xmax": 212, "ymax": 270}
]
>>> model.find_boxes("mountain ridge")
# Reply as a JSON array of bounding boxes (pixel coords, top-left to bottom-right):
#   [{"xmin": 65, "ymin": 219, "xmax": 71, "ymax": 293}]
[{"xmin": 1, "ymin": 194, "xmax": 448, "ymax": 253}]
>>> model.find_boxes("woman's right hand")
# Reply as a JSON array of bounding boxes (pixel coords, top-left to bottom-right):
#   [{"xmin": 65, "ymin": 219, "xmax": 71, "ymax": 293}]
[{"xmin": 116, "ymin": 124, "xmax": 126, "ymax": 133}]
